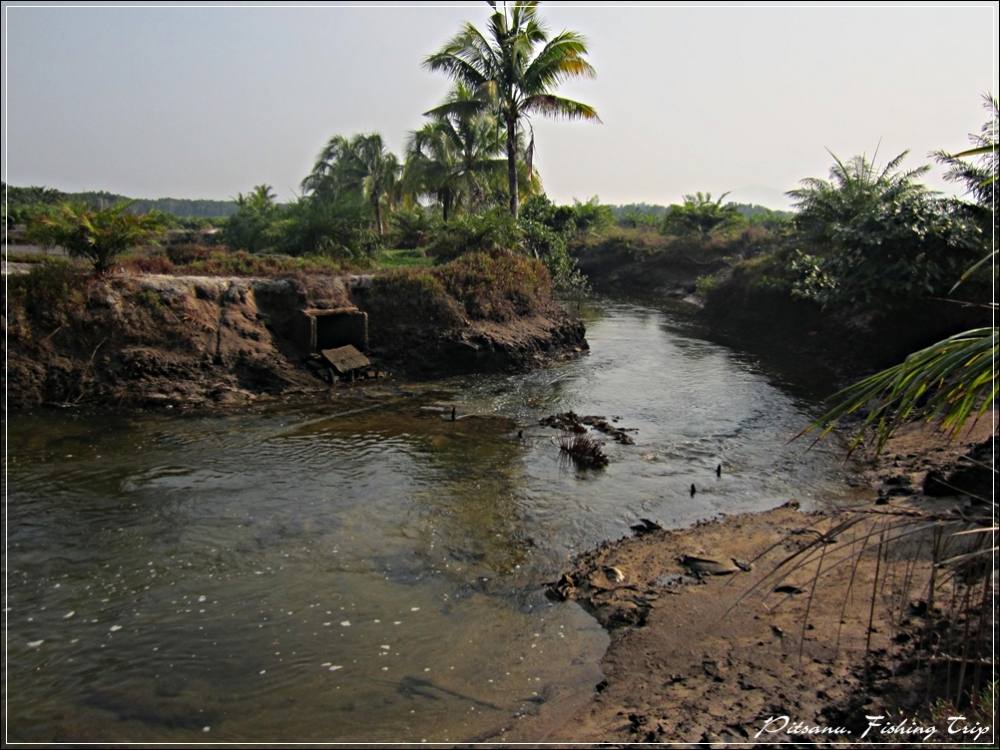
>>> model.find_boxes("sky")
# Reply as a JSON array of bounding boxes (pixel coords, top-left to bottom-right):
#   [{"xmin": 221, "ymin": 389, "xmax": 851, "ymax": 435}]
[{"xmin": 3, "ymin": 2, "xmax": 998, "ymax": 209}]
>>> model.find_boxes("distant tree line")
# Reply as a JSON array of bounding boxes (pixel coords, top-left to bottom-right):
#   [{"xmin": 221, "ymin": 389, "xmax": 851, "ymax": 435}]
[{"xmin": 4, "ymin": 183, "xmax": 236, "ymax": 226}]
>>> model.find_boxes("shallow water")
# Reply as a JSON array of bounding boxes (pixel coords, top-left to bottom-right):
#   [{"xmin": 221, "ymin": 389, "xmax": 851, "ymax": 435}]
[{"xmin": 5, "ymin": 298, "xmax": 865, "ymax": 742}]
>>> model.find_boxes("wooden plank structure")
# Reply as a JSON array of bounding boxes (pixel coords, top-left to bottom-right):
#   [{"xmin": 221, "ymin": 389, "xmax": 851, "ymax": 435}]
[{"xmin": 320, "ymin": 345, "xmax": 371, "ymax": 377}]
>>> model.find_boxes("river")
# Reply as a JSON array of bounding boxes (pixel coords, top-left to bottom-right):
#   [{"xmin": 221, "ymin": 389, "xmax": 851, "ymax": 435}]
[{"xmin": 5, "ymin": 298, "xmax": 864, "ymax": 742}]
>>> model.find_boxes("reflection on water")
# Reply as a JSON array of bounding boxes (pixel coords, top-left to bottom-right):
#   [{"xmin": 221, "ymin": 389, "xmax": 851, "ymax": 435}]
[{"xmin": 5, "ymin": 298, "xmax": 864, "ymax": 742}]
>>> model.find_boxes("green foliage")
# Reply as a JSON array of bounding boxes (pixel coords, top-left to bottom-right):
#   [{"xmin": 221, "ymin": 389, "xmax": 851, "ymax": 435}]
[
  {"xmin": 729, "ymin": 203, "xmax": 794, "ymax": 230},
  {"xmin": 661, "ymin": 192, "xmax": 745, "ymax": 239},
  {"xmin": 425, "ymin": 208, "xmax": 520, "ymax": 263},
  {"xmin": 375, "ymin": 247, "xmax": 434, "ymax": 269},
  {"xmin": 788, "ymin": 163, "xmax": 985, "ymax": 311},
  {"xmin": 788, "ymin": 150, "xmax": 930, "ymax": 245},
  {"xmin": 27, "ymin": 201, "xmax": 164, "ymax": 273},
  {"xmin": 694, "ymin": 272, "xmax": 723, "ymax": 296},
  {"xmin": 3, "ymin": 183, "xmax": 236, "ymax": 226},
  {"xmin": 808, "ymin": 327, "xmax": 996, "ymax": 454},
  {"xmin": 519, "ymin": 194, "xmax": 601, "ymax": 291},
  {"xmin": 934, "ymin": 94, "xmax": 998, "ymax": 237},
  {"xmin": 135, "ymin": 288, "xmax": 166, "ymax": 314},
  {"xmin": 272, "ymin": 194, "xmax": 381, "ymax": 259},
  {"xmin": 390, "ymin": 206, "xmax": 439, "ymax": 249},
  {"xmin": 806, "ymin": 97, "xmax": 997, "ymax": 454},
  {"xmin": 223, "ymin": 184, "xmax": 281, "ymax": 253},
  {"xmin": 302, "ymin": 133, "xmax": 402, "ymax": 237},
  {"xmin": 404, "ymin": 84, "xmax": 507, "ymax": 221},
  {"xmin": 610, "ymin": 203, "xmax": 667, "ymax": 228}
]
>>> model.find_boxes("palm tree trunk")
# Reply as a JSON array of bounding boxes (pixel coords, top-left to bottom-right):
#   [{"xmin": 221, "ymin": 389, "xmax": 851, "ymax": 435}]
[
  {"xmin": 373, "ymin": 197, "xmax": 384, "ymax": 237},
  {"xmin": 506, "ymin": 114, "xmax": 519, "ymax": 219},
  {"xmin": 442, "ymin": 189, "xmax": 452, "ymax": 223}
]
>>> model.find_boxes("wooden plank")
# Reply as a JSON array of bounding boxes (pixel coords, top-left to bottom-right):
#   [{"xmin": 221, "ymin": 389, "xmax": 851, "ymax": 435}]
[{"xmin": 320, "ymin": 345, "xmax": 371, "ymax": 375}]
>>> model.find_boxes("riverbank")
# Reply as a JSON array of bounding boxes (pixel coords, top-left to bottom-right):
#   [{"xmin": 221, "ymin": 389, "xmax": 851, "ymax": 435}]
[
  {"xmin": 573, "ymin": 232, "xmax": 991, "ymax": 379},
  {"xmin": 533, "ymin": 418, "xmax": 994, "ymax": 745},
  {"xmin": 3, "ymin": 255, "xmax": 586, "ymax": 410}
]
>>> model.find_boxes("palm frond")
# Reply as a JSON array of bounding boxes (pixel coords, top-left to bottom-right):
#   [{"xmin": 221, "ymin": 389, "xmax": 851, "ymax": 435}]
[
  {"xmin": 523, "ymin": 94, "xmax": 601, "ymax": 122},
  {"xmin": 804, "ymin": 326, "xmax": 997, "ymax": 454}
]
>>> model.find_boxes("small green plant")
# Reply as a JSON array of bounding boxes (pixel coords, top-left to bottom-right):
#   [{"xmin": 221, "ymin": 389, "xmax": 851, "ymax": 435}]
[
  {"xmin": 135, "ymin": 288, "xmax": 165, "ymax": 314},
  {"xmin": 661, "ymin": 192, "xmax": 745, "ymax": 239},
  {"xmin": 695, "ymin": 272, "xmax": 722, "ymax": 296},
  {"xmin": 27, "ymin": 201, "xmax": 164, "ymax": 273},
  {"xmin": 425, "ymin": 209, "xmax": 520, "ymax": 262}
]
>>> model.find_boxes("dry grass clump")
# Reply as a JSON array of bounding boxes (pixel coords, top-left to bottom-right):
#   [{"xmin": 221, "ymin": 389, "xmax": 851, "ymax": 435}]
[{"xmin": 560, "ymin": 432, "xmax": 609, "ymax": 469}]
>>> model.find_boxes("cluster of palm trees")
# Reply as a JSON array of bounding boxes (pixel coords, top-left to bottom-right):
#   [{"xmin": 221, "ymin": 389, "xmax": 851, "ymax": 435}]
[{"xmin": 298, "ymin": 1, "xmax": 598, "ymax": 238}]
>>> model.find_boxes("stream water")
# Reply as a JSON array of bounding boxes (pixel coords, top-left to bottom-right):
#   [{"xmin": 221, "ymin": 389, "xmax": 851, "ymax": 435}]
[{"xmin": 5, "ymin": 298, "xmax": 866, "ymax": 742}]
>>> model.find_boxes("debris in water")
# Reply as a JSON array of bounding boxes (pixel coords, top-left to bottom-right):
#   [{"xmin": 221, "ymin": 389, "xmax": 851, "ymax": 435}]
[
  {"xmin": 63, "ymin": 611, "xmax": 76, "ymax": 619},
  {"xmin": 340, "ymin": 620, "xmax": 351, "ymax": 627},
  {"xmin": 559, "ymin": 433, "xmax": 608, "ymax": 469},
  {"xmin": 328, "ymin": 665, "xmax": 343, "ymax": 672},
  {"xmin": 27, "ymin": 640, "xmax": 44, "ymax": 648},
  {"xmin": 197, "ymin": 595, "xmax": 207, "ymax": 603},
  {"xmin": 540, "ymin": 411, "xmax": 637, "ymax": 444},
  {"xmin": 109, "ymin": 625, "xmax": 123, "ymax": 632},
  {"xmin": 410, "ymin": 607, "xmax": 420, "ymax": 612}
]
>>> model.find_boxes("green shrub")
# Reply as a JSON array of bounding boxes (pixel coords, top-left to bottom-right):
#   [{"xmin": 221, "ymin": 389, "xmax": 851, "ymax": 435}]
[
  {"xmin": 695, "ymin": 272, "xmax": 723, "ymax": 296},
  {"xmin": 390, "ymin": 207, "xmax": 439, "ymax": 249},
  {"xmin": 27, "ymin": 201, "xmax": 164, "ymax": 273},
  {"xmin": 425, "ymin": 209, "xmax": 520, "ymax": 263}
]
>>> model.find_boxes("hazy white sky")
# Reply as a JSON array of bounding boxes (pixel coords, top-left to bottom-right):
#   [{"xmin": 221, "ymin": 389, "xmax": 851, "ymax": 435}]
[{"xmin": 3, "ymin": 2, "xmax": 998, "ymax": 208}]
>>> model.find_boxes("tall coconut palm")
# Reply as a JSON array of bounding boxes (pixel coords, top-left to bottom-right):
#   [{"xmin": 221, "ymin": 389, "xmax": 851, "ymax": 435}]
[
  {"xmin": 424, "ymin": 1, "xmax": 599, "ymax": 218},
  {"xmin": 302, "ymin": 133, "xmax": 401, "ymax": 237}
]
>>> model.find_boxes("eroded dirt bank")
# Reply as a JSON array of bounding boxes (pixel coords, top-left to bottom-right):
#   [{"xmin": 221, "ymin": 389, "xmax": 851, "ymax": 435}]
[
  {"xmin": 3, "ymin": 272, "xmax": 587, "ymax": 409},
  {"xmin": 522, "ymin": 420, "xmax": 995, "ymax": 745}
]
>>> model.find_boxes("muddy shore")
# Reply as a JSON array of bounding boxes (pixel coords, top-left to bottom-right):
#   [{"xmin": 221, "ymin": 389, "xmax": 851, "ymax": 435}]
[
  {"xmin": 508, "ymin": 419, "xmax": 995, "ymax": 745},
  {"xmin": 3, "ymin": 271, "xmax": 587, "ymax": 410}
]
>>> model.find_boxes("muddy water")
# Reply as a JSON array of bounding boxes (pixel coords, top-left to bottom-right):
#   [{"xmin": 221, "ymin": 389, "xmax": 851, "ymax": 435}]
[{"xmin": 5, "ymin": 298, "xmax": 864, "ymax": 743}]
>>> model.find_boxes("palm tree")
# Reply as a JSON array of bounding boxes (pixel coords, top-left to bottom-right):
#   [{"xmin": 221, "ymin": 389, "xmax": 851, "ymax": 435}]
[
  {"xmin": 405, "ymin": 85, "xmax": 507, "ymax": 221},
  {"xmin": 787, "ymin": 150, "xmax": 930, "ymax": 245},
  {"xmin": 424, "ymin": 1, "xmax": 599, "ymax": 218},
  {"xmin": 302, "ymin": 133, "xmax": 402, "ymax": 237}
]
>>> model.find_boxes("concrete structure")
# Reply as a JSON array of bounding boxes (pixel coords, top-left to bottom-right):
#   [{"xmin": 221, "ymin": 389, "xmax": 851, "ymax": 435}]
[{"xmin": 296, "ymin": 307, "xmax": 368, "ymax": 353}]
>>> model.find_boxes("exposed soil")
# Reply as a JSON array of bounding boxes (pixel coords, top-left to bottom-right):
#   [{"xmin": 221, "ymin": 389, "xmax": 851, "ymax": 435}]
[
  {"xmin": 514, "ymin": 419, "xmax": 995, "ymax": 745},
  {"xmin": 3, "ymin": 272, "xmax": 587, "ymax": 410},
  {"xmin": 363, "ymin": 305, "xmax": 588, "ymax": 380}
]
